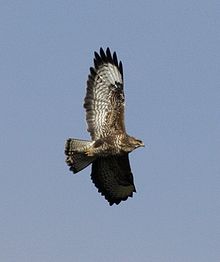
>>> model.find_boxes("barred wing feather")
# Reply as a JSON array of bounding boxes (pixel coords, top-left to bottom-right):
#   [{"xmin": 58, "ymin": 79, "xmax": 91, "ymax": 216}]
[{"xmin": 84, "ymin": 48, "xmax": 125, "ymax": 140}]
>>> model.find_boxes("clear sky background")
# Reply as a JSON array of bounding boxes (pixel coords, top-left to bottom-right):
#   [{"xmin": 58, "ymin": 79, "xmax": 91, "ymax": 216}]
[{"xmin": 0, "ymin": 1, "xmax": 219, "ymax": 261}]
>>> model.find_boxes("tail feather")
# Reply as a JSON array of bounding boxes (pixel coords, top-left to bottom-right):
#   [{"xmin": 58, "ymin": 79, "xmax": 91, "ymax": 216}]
[
  {"xmin": 65, "ymin": 138, "xmax": 92, "ymax": 152},
  {"xmin": 65, "ymin": 138, "xmax": 96, "ymax": 173}
]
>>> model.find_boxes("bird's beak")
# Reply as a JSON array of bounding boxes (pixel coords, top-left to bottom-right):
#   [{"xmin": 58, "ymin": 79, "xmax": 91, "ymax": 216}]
[{"xmin": 140, "ymin": 142, "xmax": 145, "ymax": 147}]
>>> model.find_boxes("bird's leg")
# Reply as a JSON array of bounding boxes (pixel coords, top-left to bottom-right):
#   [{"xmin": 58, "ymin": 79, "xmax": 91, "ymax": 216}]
[
  {"xmin": 85, "ymin": 147, "xmax": 95, "ymax": 156},
  {"xmin": 85, "ymin": 139, "xmax": 105, "ymax": 156}
]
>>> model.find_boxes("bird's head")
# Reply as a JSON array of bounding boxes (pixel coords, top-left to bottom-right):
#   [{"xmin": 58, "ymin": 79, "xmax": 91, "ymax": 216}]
[{"xmin": 124, "ymin": 136, "xmax": 145, "ymax": 152}]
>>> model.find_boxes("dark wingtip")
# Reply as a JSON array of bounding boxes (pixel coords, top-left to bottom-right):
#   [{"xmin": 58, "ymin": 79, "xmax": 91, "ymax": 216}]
[
  {"xmin": 107, "ymin": 195, "xmax": 132, "ymax": 206},
  {"xmin": 99, "ymin": 47, "xmax": 107, "ymax": 62},
  {"xmin": 92, "ymin": 47, "xmax": 123, "ymax": 75},
  {"xmin": 69, "ymin": 166, "xmax": 78, "ymax": 174},
  {"xmin": 106, "ymin": 47, "xmax": 113, "ymax": 63},
  {"xmin": 119, "ymin": 61, "xmax": 123, "ymax": 78},
  {"xmin": 89, "ymin": 67, "xmax": 96, "ymax": 76},
  {"xmin": 112, "ymin": 51, "xmax": 118, "ymax": 67},
  {"xmin": 94, "ymin": 51, "xmax": 101, "ymax": 62}
]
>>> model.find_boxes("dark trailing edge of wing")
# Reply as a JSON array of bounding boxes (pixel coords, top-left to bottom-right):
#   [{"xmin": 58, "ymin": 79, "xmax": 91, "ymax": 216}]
[{"xmin": 93, "ymin": 47, "xmax": 123, "ymax": 78}]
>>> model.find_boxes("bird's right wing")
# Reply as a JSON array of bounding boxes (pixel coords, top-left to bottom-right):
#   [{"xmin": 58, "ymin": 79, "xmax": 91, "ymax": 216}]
[{"xmin": 91, "ymin": 154, "xmax": 136, "ymax": 205}]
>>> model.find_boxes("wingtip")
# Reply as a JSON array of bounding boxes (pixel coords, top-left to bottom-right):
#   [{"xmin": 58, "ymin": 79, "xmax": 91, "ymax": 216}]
[
  {"xmin": 106, "ymin": 47, "xmax": 111, "ymax": 54},
  {"xmin": 92, "ymin": 47, "xmax": 123, "ymax": 75},
  {"xmin": 99, "ymin": 47, "xmax": 106, "ymax": 61},
  {"xmin": 99, "ymin": 47, "xmax": 104, "ymax": 54}
]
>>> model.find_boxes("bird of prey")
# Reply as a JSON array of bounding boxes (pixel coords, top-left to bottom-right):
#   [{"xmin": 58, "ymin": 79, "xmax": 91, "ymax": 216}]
[{"xmin": 65, "ymin": 47, "xmax": 144, "ymax": 205}]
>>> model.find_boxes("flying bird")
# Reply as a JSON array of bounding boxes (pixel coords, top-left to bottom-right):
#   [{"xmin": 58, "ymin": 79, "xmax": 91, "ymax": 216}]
[{"xmin": 65, "ymin": 48, "xmax": 144, "ymax": 205}]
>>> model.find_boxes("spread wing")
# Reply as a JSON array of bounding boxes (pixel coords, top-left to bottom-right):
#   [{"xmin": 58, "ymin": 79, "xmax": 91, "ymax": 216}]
[
  {"xmin": 91, "ymin": 154, "xmax": 136, "ymax": 205},
  {"xmin": 84, "ymin": 47, "xmax": 125, "ymax": 140}
]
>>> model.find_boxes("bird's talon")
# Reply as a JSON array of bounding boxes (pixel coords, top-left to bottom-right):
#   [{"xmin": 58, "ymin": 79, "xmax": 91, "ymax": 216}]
[{"xmin": 85, "ymin": 148, "xmax": 94, "ymax": 156}]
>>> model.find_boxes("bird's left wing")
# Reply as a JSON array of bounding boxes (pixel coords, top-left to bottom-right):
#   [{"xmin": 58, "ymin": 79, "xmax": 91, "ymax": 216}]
[
  {"xmin": 84, "ymin": 47, "xmax": 125, "ymax": 140},
  {"xmin": 91, "ymin": 154, "xmax": 136, "ymax": 205}
]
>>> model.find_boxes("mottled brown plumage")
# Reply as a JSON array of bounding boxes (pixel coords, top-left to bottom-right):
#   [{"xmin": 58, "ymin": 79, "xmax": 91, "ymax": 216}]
[{"xmin": 65, "ymin": 48, "xmax": 144, "ymax": 205}]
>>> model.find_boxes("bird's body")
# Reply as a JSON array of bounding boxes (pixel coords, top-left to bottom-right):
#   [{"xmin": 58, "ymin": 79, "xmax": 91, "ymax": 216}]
[{"xmin": 65, "ymin": 48, "xmax": 144, "ymax": 205}]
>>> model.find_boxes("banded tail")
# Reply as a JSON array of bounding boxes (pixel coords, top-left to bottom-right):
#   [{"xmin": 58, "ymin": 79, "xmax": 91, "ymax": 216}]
[{"xmin": 65, "ymin": 139, "xmax": 96, "ymax": 173}]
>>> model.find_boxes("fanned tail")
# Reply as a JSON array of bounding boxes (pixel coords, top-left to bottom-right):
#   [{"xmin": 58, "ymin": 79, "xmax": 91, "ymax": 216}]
[{"xmin": 65, "ymin": 138, "xmax": 96, "ymax": 173}]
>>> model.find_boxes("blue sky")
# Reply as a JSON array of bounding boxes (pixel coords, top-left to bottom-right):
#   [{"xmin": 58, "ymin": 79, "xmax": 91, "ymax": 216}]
[{"xmin": 0, "ymin": 1, "xmax": 219, "ymax": 261}]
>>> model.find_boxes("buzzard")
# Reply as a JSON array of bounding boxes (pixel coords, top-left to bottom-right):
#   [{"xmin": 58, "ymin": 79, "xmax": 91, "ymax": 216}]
[{"xmin": 65, "ymin": 48, "xmax": 144, "ymax": 205}]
